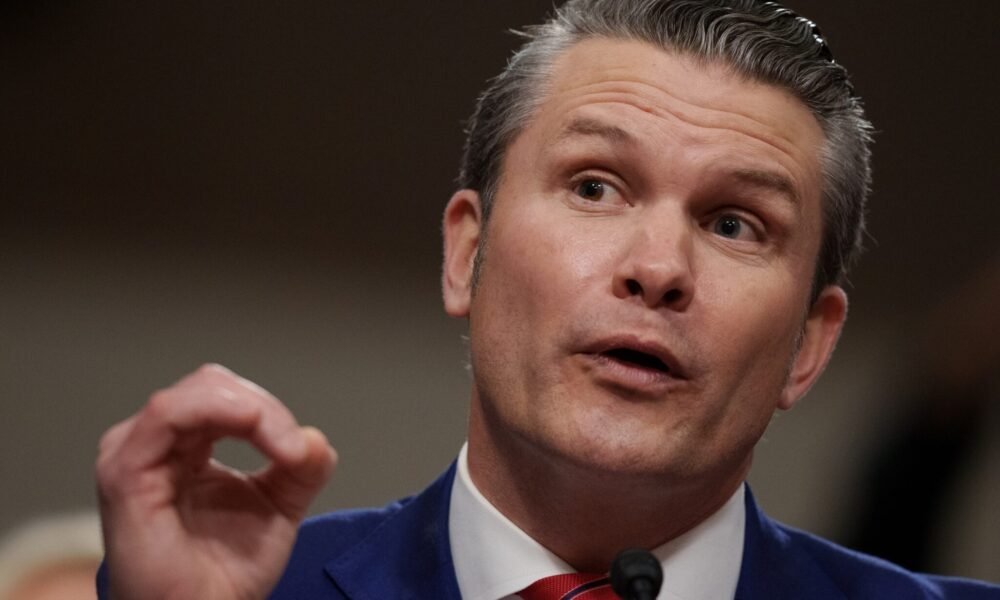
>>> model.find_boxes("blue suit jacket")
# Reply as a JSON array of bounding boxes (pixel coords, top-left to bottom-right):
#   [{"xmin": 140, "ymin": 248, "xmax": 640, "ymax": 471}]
[{"xmin": 98, "ymin": 462, "xmax": 999, "ymax": 599}]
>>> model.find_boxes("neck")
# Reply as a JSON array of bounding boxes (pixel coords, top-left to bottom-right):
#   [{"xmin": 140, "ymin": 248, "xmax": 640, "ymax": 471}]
[{"xmin": 466, "ymin": 401, "xmax": 749, "ymax": 572}]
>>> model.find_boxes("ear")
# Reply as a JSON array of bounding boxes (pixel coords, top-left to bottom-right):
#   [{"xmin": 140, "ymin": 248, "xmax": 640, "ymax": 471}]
[
  {"xmin": 442, "ymin": 189, "xmax": 483, "ymax": 318},
  {"xmin": 778, "ymin": 285, "xmax": 848, "ymax": 410}
]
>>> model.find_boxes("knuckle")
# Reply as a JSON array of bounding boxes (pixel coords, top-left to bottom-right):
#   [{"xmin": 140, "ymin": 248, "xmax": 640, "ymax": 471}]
[
  {"xmin": 95, "ymin": 418, "xmax": 136, "ymax": 478},
  {"xmin": 196, "ymin": 362, "xmax": 218, "ymax": 375},
  {"xmin": 94, "ymin": 454, "xmax": 124, "ymax": 497},
  {"xmin": 197, "ymin": 362, "xmax": 229, "ymax": 378},
  {"xmin": 186, "ymin": 363, "xmax": 241, "ymax": 390},
  {"xmin": 129, "ymin": 469, "xmax": 170, "ymax": 499},
  {"xmin": 144, "ymin": 389, "xmax": 174, "ymax": 419},
  {"xmin": 98, "ymin": 416, "xmax": 135, "ymax": 453},
  {"xmin": 208, "ymin": 384, "xmax": 238, "ymax": 402},
  {"xmin": 96, "ymin": 462, "xmax": 156, "ymax": 502},
  {"xmin": 97, "ymin": 427, "xmax": 119, "ymax": 457}
]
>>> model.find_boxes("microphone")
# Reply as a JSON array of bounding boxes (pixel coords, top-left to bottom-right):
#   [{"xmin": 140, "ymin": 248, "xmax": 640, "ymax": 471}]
[{"xmin": 610, "ymin": 548, "xmax": 663, "ymax": 600}]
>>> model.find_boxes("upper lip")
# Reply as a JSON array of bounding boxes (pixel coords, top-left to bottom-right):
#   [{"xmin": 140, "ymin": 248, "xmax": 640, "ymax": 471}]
[{"xmin": 582, "ymin": 334, "xmax": 687, "ymax": 379}]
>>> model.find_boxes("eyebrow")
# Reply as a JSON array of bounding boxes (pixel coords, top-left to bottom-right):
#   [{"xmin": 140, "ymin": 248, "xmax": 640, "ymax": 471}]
[
  {"xmin": 726, "ymin": 168, "xmax": 801, "ymax": 206},
  {"xmin": 555, "ymin": 117, "xmax": 637, "ymax": 145},
  {"xmin": 555, "ymin": 117, "xmax": 802, "ymax": 206}
]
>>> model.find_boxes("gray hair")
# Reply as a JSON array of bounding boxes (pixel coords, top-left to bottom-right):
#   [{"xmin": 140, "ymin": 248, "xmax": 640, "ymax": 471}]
[{"xmin": 458, "ymin": 0, "xmax": 873, "ymax": 298}]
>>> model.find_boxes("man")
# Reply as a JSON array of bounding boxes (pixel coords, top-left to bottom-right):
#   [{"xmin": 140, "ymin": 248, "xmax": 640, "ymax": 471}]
[{"xmin": 95, "ymin": 1, "xmax": 999, "ymax": 599}]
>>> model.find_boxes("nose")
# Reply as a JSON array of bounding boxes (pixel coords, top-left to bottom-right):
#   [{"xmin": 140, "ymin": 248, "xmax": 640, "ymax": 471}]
[{"xmin": 611, "ymin": 215, "xmax": 694, "ymax": 311}]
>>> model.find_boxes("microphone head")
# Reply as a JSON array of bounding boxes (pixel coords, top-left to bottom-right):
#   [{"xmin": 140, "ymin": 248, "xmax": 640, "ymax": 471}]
[{"xmin": 610, "ymin": 548, "xmax": 663, "ymax": 600}]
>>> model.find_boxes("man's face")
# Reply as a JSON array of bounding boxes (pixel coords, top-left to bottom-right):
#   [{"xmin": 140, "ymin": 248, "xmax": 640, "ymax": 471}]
[{"xmin": 443, "ymin": 38, "xmax": 846, "ymax": 484}]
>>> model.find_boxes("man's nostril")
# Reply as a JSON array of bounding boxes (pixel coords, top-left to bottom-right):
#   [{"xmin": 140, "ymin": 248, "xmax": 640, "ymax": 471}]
[{"xmin": 663, "ymin": 288, "xmax": 683, "ymax": 304}]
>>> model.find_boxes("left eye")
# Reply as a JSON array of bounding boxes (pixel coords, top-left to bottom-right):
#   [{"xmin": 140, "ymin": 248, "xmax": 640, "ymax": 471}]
[
  {"xmin": 712, "ymin": 214, "xmax": 757, "ymax": 241},
  {"xmin": 575, "ymin": 179, "xmax": 607, "ymax": 201}
]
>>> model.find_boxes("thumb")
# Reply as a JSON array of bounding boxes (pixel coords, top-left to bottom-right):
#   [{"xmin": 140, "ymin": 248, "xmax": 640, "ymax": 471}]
[{"xmin": 255, "ymin": 426, "xmax": 337, "ymax": 520}]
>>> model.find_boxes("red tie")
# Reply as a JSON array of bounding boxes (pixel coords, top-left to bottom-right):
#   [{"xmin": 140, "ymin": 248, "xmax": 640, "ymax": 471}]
[{"xmin": 518, "ymin": 573, "xmax": 618, "ymax": 600}]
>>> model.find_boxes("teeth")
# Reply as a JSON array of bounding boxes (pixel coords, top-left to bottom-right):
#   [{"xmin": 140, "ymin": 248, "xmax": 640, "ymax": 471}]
[{"xmin": 605, "ymin": 348, "xmax": 669, "ymax": 372}]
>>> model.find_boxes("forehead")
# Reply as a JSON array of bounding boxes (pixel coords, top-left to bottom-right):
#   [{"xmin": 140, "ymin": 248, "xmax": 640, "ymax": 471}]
[
  {"xmin": 548, "ymin": 38, "xmax": 819, "ymax": 123},
  {"xmin": 513, "ymin": 37, "xmax": 825, "ymax": 201}
]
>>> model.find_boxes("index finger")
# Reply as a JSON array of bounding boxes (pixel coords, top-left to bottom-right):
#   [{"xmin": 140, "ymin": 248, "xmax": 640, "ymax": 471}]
[
  {"xmin": 175, "ymin": 364, "xmax": 309, "ymax": 462},
  {"xmin": 117, "ymin": 365, "xmax": 309, "ymax": 473}
]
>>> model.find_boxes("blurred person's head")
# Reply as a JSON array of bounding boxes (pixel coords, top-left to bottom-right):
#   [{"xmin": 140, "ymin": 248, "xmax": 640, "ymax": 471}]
[{"xmin": 0, "ymin": 512, "xmax": 102, "ymax": 600}]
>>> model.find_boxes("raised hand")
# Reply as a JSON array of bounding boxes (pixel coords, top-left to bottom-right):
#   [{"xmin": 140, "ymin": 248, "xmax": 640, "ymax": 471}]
[{"xmin": 96, "ymin": 364, "xmax": 336, "ymax": 600}]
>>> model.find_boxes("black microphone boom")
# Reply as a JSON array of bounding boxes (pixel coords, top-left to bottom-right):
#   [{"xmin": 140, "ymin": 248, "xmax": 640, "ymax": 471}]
[{"xmin": 610, "ymin": 548, "xmax": 663, "ymax": 600}]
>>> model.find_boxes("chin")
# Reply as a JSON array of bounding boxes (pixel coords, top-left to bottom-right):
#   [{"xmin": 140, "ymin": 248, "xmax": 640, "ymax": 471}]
[{"xmin": 538, "ymin": 423, "xmax": 694, "ymax": 480}]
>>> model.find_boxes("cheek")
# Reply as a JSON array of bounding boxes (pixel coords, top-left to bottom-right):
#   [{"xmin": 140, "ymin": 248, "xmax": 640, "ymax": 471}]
[
  {"xmin": 702, "ymin": 268, "xmax": 805, "ymax": 386},
  {"xmin": 485, "ymin": 208, "xmax": 609, "ymax": 311},
  {"xmin": 694, "ymin": 291, "xmax": 802, "ymax": 455},
  {"xmin": 469, "ymin": 216, "xmax": 560, "ymax": 358}
]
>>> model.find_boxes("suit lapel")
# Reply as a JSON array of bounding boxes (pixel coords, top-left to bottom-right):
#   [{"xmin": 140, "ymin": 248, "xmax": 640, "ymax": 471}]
[
  {"xmin": 324, "ymin": 463, "xmax": 462, "ymax": 600},
  {"xmin": 735, "ymin": 487, "xmax": 846, "ymax": 600}
]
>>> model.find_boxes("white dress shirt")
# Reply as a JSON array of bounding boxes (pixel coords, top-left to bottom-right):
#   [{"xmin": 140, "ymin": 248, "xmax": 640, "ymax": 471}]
[{"xmin": 449, "ymin": 443, "xmax": 745, "ymax": 600}]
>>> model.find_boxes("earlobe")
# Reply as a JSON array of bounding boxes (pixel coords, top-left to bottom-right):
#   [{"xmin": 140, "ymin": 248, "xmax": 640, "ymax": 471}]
[
  {"xmin": 778, "ymin": 285, "xmax": 848, "ymax": 410},
  {"xmin": 441, "ymin": 189, "xmax": 483, "ymax": 318}
]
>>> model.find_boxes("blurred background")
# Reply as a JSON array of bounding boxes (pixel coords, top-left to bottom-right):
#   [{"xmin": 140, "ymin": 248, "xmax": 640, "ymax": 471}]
[{"xmin": 2, "ymin": 0, "xmax": 997, "ymax": 585}]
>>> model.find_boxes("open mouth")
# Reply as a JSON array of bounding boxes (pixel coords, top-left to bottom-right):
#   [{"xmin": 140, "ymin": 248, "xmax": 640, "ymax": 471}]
[{"xmin": 601, "ymin": 348, "xmax": 671, "ymax": 374}]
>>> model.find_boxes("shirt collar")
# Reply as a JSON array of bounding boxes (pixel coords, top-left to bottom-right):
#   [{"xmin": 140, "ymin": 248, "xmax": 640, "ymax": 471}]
[{"xmin": 449, "ymin": 442, "xmax": 745, "ymax": 600}]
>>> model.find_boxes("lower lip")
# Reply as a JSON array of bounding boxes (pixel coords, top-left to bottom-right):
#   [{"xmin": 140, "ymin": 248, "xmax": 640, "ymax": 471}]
[{"xmin": 582, "ymin": 353, "xmax": 684, "ymax": 395}]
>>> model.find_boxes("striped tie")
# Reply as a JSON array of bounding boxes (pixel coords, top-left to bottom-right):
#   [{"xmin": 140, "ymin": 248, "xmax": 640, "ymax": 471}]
[{"xmin": 518, "ymin": 572, "xmax": 618, "ymax": 599}]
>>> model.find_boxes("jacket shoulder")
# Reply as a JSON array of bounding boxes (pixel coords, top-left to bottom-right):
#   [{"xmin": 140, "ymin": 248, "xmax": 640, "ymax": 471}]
[
  {"xmin": 267, "ymin": 496, "xmax": 416, "ymax": 599},
  {"xmin": 772, "ymin": 521, "xmax": 1000, "ymax": 599},
  {"xmin": 298, "ymin": 497, "xmax": 416, "ymax": 555},
  {"xmin": 269, "ymin": 461, "xmax": 461, "ymax": 600}
]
